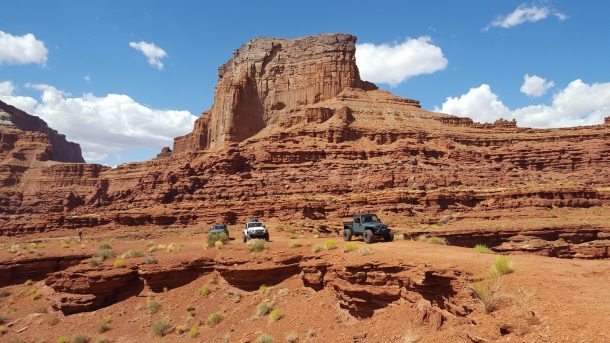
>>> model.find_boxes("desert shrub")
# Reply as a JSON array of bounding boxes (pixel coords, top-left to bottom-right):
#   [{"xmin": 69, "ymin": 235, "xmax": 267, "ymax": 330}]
[
  {"xmin": 71, "ymin": 335, "xmax": 89, "ymax": 343},
  {"xmin": 207, "ymin": 232, "xmax": 229, "ymax": 247},
  {"xmin": 57, "ymin": 336, "xmax": 70, "ymax": 343},
  {"xmin": 0, "ymin": 315, "xmax": 6, "ymax": 324},
  {"xmin": 205, "ymin": 311, "xmax": 223, "ymax": 326},
  {"xmin": 490, "ymin": 256, "xmax": 514, "ymax": 276},
  {"xmin": 151, "ymin": 317, "xmax": 172, "ymax": 336},
  {"xmin": 403, "ymin": 330, "xmax": 420, "ymax": 343},
  {"xmin": 0, "ymin": 325, "xmax": 7, "ymax": 335},
  {"xmin": 323, "ymin": 240, "xmax": 337, "ymax": 250},
  {"xmin": 33, "ymin": 305, "xmax": 47, "ymax": 314},
  {"xmin": 395, "ymin": 233, "xmax": 406, "ymax": 241},
  {"xmin": 98, "ymin": 242, "xmax": 112, "ymax": 250},
  {"xmin": 288, "ymin": 239, "xmax": 302, "ymax": 248},
  {"xmin": 472, "ymin": 277, "xmax": 500, "ymax": 313},
  {"xmin": 200, "ymin": 286, "xmax": 210, "ymax": 297},
  {"xmin": 8, "ymin": 244, "xmax": 21, "ymax": 254},
  {"xmin": 28, "ymin": 288, "xmax": 41, "ymax": 300},
  {"xmin": 97, "ymin": 317, "xmax": 111, "ymax": 333},
  {"xmin": 255, "ymin": 334, "xmax": 276, "ymax": 343},
  {"xmin": 188, "ymin": 325, "xmax": 199, "ymax": 338},
  {"xmin": 473, "ymin": 244, "xmax": 491, "ymax": 253},
  {"xmin": 47, "ymin": 316, "xmax": 60, "ymax": 326},
  {"xmin": 60, "ymin": 240, "xmax": 70, "ymax": 249},
  {"xmin": 268, "ymin": 308, "xmax": 284, "ymax": 323},
  {"xmin": 94, "ymin": 337, "xmax": 109, "ymax": 343},
  {"xmin": 287, "ymin": 233, "xmax": 298, "ymax": 240},
  {"xmin": 277, "ymin": 287, "xmax": 289, "ymax": 298},
  {"xmin": 311, "ymin": 244, "xmax": 323, "ymax": 253},
  {"xmin": 286, "ymin": 332, "xmax": 298, "ymax": 343},
  {"xmin": 88, "ymin": 256, "xmax": 104, "ymax": 267},
  {"xmin": 121, "ymin": 249, "xmax": 144, "ymax": 259},
  {"xmin": 146, "ymin": 299, "xmax": 161, "ymax": 314},
  {"xmin": 143, "ymin": 255, "xmax": 158, "ymax": 264},
  {"xmin": 26, "ymin": 242, "xmax": 38, "ymax": 250},
  {"xmin": 148, "ymin": 245, "xmax": 160, "ymax": 253},
  {"xmin": 97, "ymin": 249, "xmax": 116, "ymax": 261},
  {"xmin": 343, "ymin": 242, "xmax": 358, "ymax": 252},
  {"xmin": 512, "ymin": 288, "xmax": 534, "ymax": 313},
  {"xmin": 166, "ymin": 243, "xmax": 183, "ymax": 253},
  {"xmin": 256, "ymin": 301, "xmax": 273, "ymax": 316},
  {"xmin": 416, "ymin": 235, "xmax": 447, "ymax": 245},
  {"xmin": 175, "ymin": 324, "xmax": 185, "ymax": 334},
  {"xmin": 113, "ymin": 259, "xmax": 125, "ymax": 268},
  {"xmin": 24, "ymin": 279, "xmax": 33, "ymax": 286},
  {"xmin": 306, "ymin": 329, "xmax": 315, "ymax": 338},
  {"xmin": 359, "ymin": 246, "xmax": 373, "ymax": 256},
  {"xmin": 247, "ymin": 239, "xmax": 266, "ymax": 252},
  {"xmin": 215, "ymin": 240, "xmax": 223, "ymax": 249},
  {"xmin": 258, "ymin": 284, "xmax": 269, "ymax": 295},
  {"xmin": 0, "ymin": 289, "xmax": 10, "ymax": 297}
]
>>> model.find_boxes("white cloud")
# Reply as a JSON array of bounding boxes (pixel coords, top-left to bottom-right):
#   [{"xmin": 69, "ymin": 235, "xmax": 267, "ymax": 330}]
[
  {"xmin": 0, "ymin": 81, "xmax": 196, "ymax": 163},
  {"xmin": 0, "ymin": 31, "xmax": 48, "ymax": 65},
  {"xmin": 437, "ymin": 80, "xmax": 610, "ymax": 128},
  {"xmin": 486, "ymin": 5, "xmax": 567, "ymax": 30},
  {"xmin": 84, "ymin": 75, "xmax": 91, "ymax": 83},
  {"xmin": 129, "ymin": 41, "xmax": 167, "ymax": 70},
  {"xmin": 356, "ymin": 36, "xmax": 448, "ymax": 87},
  {"xmin": 520, "ymin": 74, "xmax": 555, "ymax": 97}
]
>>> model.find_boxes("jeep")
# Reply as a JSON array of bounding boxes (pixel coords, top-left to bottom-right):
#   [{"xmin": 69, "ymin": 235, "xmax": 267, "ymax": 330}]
[
  {"xmin": 242, "ymin": 219, "xmax": 269, "ymax": 242},
  {"xmin": 343, "ymin": 213, "xmax": 393, "ymax": 243}
]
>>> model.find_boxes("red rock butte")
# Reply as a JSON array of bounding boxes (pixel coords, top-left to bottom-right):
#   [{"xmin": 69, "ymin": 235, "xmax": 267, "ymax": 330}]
[{"xmin": 0, "ymin": 33, "xmax": 609, "ymax": 258}]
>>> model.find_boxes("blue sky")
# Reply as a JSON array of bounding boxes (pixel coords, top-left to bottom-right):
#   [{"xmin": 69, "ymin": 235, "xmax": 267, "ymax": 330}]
[{"xmin": 1, "ymin": 1, "xmax": 609, "ymax": 165}]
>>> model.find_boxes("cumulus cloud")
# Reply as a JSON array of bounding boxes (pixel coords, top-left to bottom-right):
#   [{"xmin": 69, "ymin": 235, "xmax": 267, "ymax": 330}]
[
  {"xmin": 0, "ymin": 31, "xmax": 48, "ymax": 65},
  {"xmin": 520, "ymin": 74, "xmax": 555, "ymax": 97},
  {"xmin": 437, "ymin": 80, "xmax": 610, "ymax": 128},
  {"xmin": 356, "ymin": 36, "xmax": 448, "ymax": 87},
  {"xmin": 486, "ymin": 5, "xmax": 567, "ymax": 30},
  {"xmin": 129, "ymin": 41, "xmax": 167, "ymax": 70},
  {"xmin": 0, "ymin": 81, "xmax": 196, "ymax": 163}
]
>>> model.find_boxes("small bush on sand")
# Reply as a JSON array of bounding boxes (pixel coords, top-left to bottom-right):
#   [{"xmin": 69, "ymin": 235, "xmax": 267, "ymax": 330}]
[
  {"xmin": 0, "ymin": 315, "xmax": 6, "ymax": 324},
  {"xmin": 343, "ymin": 242, "xmax": 358, "ymax": 252},
  {"xmin": 98, "ymin": 242, "xmax": 112, "ymax": 250},
  {"xmin": 268, "ymin": 308, "xmax": 284, "ymax": 323},
  {"xmin": 144, "ymin": 255, "xmax": 158, "ymax": 264},
  {"xmin": 97, "ymin": 249, "xmax": 116, "ymax": 261},
  {"xmin": 256, "ymin": 301, "xmax": 273, "ymax": 317},
  {"xmin": 214, "ymin": 240, "xmax": 223, "ymax": 249},
  {"xmin": 512, "ymin": 288, "xmax": 534, "ymax": 313},
  {"xmin": 188, "ymin": 325, "xmax": 199, "ymax": 338},
  {"xmin": 205, "ymin": 311, "xmax": 223, "ymax": 326},
  {"xmin": 286, "ymin": 332, "xmax": 298, "ymax": 343},
  {"xmin": 323, "ymin": 240, "xmax": 337, "ymax": 250},
  {"xmin": 71, "ymin": 335, "xmax": 89, "ymax": 343},
  {"xmin": 0, "ymin": 325, "xmax": 7, "ymax": 335},
  {"xmin": 8, "ymin": 244, "xmax": 20, "ymax": 254},
  {"xmin": 94, "ymin": 336, "xmax": 109, "ymax": 343},
  {"xmin": 359, "ymin": 246, "xmax": 373, "ymax": 256},
  {"xmin": 395, "ymin": 233, "xmax": 406, "ymax": 241},
  {"xmin": 473, "ymin": 244, "xmax": 491, "ymax": 253},
  {"xmin": 57, "ymin": 336, "xmax": 70, "ymax": 343},
  {"xmin": 288, "ymin": 239, "xmax": 302, "ymax": 248},
  {"xmin": 277, "ymin": 287, "xmax": 289, "ymax": 298},
  {"xmin": 472, "ymin": 277, "xmax": 500, "ymax": 313},
  {"xmin": 175, "ymin": 324, "xmax": 185, "ymax": 334},
  {"xmin": 121, "ymin": 250, "xmax": 144, "ymax": 259},
  {"xmin": 97, "ymin": 317, "xmax": 111, "ymax": 333},
  {"xmin": 416, "ymin": 235, "xmax": 447, "ymax": 245},
  {"xmin": 48, "ymin": 316, "xmax": 60, "ymax": 326},
  {"xmin": 60, "ymin": 240, "xmax": 70, "ymax": 249},
  {"xmin": 152, "ymin": 317, "xmax": 172, "ymax": 336},
  {"xmin": 207, "ymin": 232, "xmax": 229, "ymax": 248},
  {"xmin": 490, "ymin": 256, "xmax": 514, "ymax": 276},
  {"xmin": 247, "ymin": 239, "xmax": 266, "ymax": 252},
  {"xmin": 0, "ymin": 289, "xmax": 10, "ymax": 297},
  {"xmin": 88, "ymin": 256, "xmax": 103, "ymax": 267},
  {"xmin": 200, "ymin": 286, "xmax": 211, "ymax": 297},
  {"xmin": 255, "ymin": 334, "xmax": 276, "ymax": 343},
  {"xmin": 166, "ymin": 243, "xmax": 183, "ymax": 253},
  {"xmin": 146, "ymin": 299, "xmax": 161, "ymax": 314},
  {"xmin": 113, "ymin": 259, "xmax": 125, "ymax": 268},
  {"xmin": 311, "ymin": 244, "xmax": 323, "ymax": 253},
  {"xmin": 258, "ymin": 284, "xmax": 269, "ymax": 295}
]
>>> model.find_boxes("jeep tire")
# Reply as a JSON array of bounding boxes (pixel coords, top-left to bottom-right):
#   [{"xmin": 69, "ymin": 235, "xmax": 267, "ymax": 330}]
[
  {"xmin": 343, "ymin": 229, "xmax": 352, "ymax": 241},
  {"xmin": 384, "ymin": 232, "xmax": 394, "ymax": 242},
  {"xmin": 264, "ymin": 232, "xmax": 270, "ymax": 242},
  {"xmin": 363, "ymin": 229, "xmax": 373, "ymax": 244},
  {"xmin": 243, "ymin": 233, "xmax": 248, "ymax": 243}
]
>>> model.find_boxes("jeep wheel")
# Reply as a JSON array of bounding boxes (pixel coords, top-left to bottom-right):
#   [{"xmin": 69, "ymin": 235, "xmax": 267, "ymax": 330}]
[
  {"xmin": 264, "ymin": 233, "xmax": 270, "ymax": 242},
  {"xmin": 384, "ymin": 232, "xmax": 394, "ymax": 242},
  {"xmin": 343, "ymin": 229, "xmax": 352, "ymax": 241},
  {"xmin": 243, "ymin": 234, "xmax": 248, "ymax": 243},
  {"xmin": 363, "ymin": 229, "xmax": 373, "ymax": 244}
]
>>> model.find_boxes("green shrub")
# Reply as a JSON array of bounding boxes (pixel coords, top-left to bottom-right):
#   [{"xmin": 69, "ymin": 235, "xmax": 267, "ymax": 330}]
[
  {"xmin": 113, "ymin": 259, "xmax": 125, "ymax": 268},
  {"xmin": 490, "ymin": 256, "xmax": 514, "ymax": 276},
  {"xmin": 268, "ymin": 308, "xmax": 284, "ymax": 323},
  {"xmin": 26, "ymin": 242, "xmax": 38, "ymax": 250},
  {"xmin": 72, "ymin": 335, "xmax": 89, "ymax": 343},
  {"xmin": 97, "ymin": 317, "xmax": 111, "ymax": 333},
  {"xmin": 277, "ymin": 287, "xmax": 289, "ymax": 298},
  {"xmin": 258, "ymin": 284, "xmax": 269, "ymax": 295},
  {"xmin": 166, "ymin": 243, "xmax": 183, "ymax": 253},
  {"xmin": 146, "ymin": 299, "xmax": 161, "ymax": 314},
  {"xmin": 97, "ymin": 249, "xmax": 116, "ymax": 261},
  {"xmin": 88, "ymin": 256, "xmax": 104, "ymax": 267},
  {"xmin": 256, "ymin": 301, "xmax": 273, "ymax": 316},
  {"xmin": 8, "ymin": 244, "xmax": 20, "ymax": 253},
  {"xmin": 286, "ymin": 332, "xmax": 298, "ymax": 343},
  {"xmin": 143, "ymin": 255, "xmax": 158, "ymax": 264},
  {"xmin": 188, "ymin": 325, "xmax": 199, "ymax": 338},
  {"xmin": 57, "ymin": 336, "xmax": 70, "ymax": 343},
  {"xmin": 255, "ymin": 334, "xmax": 276, "ymax": 343},
  {"xmin": 359, "ymin": 246, "xmax": 373, "ymax": 256},
  {"xmin": 121, "ymin": 249, "xmax": 144, "ymax": 259},
  {"xmin": 247, "ymin": 239, "xmax": 266, "ymax": 252},
  {"xmin": 175, "ymin": 324, "xmax": 186, "ymax": 334},
  {"xmin": 215, "ymin": 240, "xmax": 223, "ymax": 249},
  {"xmin": 151, "ymin": 317, "xmax": 172, "ymax": 336},
  {"xmin": 98, "ymin": 242, "xmax": 112, "ymax": 250},
  {"xmin": 416, "ymin": 235, "xmax": 447, "ymax": 245},
  {"xmin": 472, "ymin": 277, "xmax": 500, "ymax": 313},
  {"xmin": 288, "ymin": 239, "xmax": 302, "ymax": 248},
  {"xmin": 395, "ymin": 233, "xmax": 406, "ymax": 241},
  {"xmin": 205, "ymin": 311, "xmax": 223, "ymax": 326},
  {"xmin": 323, "ymin": 240, "xmax": 337, "ymax": 250},
  {"xmin": 343, "ymin": 242, "xmax": 358, "ymax": 252},
  {"xmin": 200, "ymin": 286, "xmax": 211, "ymax": 297},
  {"xmin": 207, "ymin": 232, "xmax": 229, "ymax": 248},
  {"xmin": 473, "ymin": 244, "xmax": 491, "ymax": 253}
]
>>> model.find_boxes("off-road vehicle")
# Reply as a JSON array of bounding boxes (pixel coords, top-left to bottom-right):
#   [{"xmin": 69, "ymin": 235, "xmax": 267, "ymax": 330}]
[
  {"xmin": 209, "ymin": 224, "xmax": 229, "ymax": 238},
  {"xmin": 343, "ymin": 213, "xmax": 393, "ymax": 243},
  {"xmin": 242, "ymin": 219, "xmax": 269, "ymax": 242}
]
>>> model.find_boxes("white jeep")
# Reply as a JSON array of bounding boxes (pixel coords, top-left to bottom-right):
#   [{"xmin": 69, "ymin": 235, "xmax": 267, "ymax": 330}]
[{"xmin": 242, "ymin": 219, "xmax": 269, "ymax": 242}]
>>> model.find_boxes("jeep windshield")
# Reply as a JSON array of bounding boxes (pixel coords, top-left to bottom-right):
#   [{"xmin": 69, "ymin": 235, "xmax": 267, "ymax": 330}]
[
  {"xmin": 247, "ymin": 222, "xmax": 263, "ymax": 228},
  {"xmin": 362, "ymin": 215, "xmax": 379, "ymax": 223}
]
